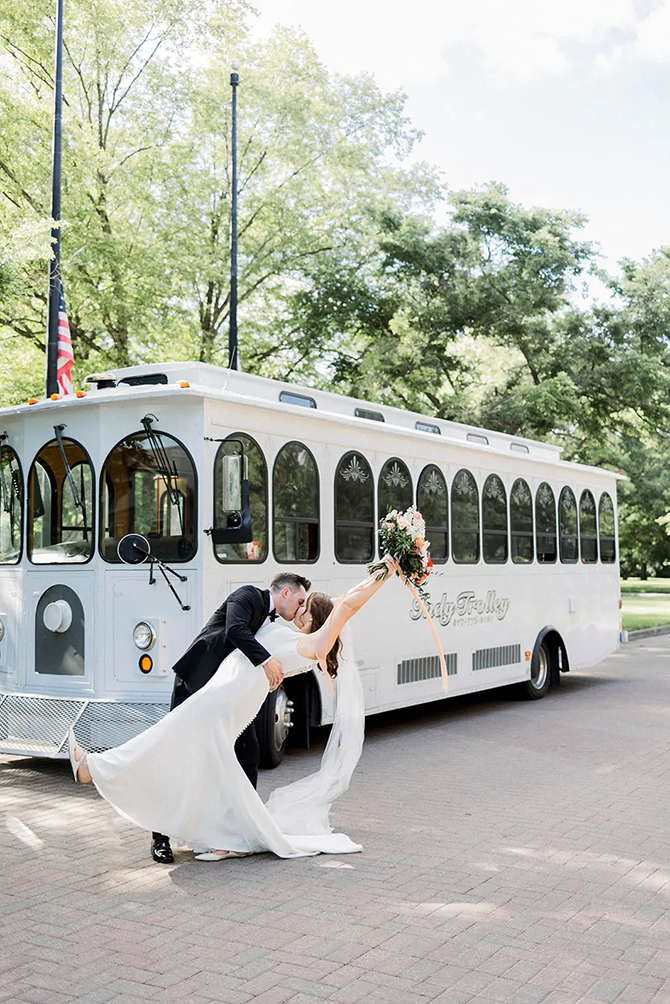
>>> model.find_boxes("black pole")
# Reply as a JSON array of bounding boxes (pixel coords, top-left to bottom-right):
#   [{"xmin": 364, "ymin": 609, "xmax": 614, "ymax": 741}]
[
  {"xmin": 228, "ymin": 63, "xmax": 239, "ymax": 371},
  {"xmin": 46, "ymin": 0, "xmax": 64, "ymax": 397}
]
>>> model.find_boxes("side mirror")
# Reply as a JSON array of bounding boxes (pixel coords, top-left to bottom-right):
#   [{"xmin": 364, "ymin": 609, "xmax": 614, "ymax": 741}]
[
  {"xmin": 209, "ymin": 446, "xmax": 253, "ymax": 545},
  {"xmin": 221, "ymin": 453, "xmax": 247, "ymax": 511}
]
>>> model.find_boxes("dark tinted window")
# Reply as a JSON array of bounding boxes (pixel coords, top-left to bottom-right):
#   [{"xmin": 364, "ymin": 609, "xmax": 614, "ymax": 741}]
[
  {"xmin": 535, "ymin": 482, "xmax": 556, "ymax": 563},
  {"xmin": 355, "ymin": 408, "xmax": 384, "ymax": 422},
  {"xmin": 29, "ymin": 438, "xmax": 94, "ymax": 563},
  {"xmin": 559, "ymin": 486, "xmax": 578, "ymax": 563},
  {"xmin": 335, "ymin": 452, "xmax": 374, "ymax": 563},
  {"xmin": 417, "ymin": 465, "xmax": 448, "ymax": 563},
  {"xmin": 579, "ymin": 489, "xmax": 598, "ymax": 563},
  {"xmin": 482, "ymin": 474, "xmax": 508, "ymax": 564},
  {"xmin": 100, "ymin": 431, "xmax": 196, "ymax": 562},
  {"xmin": 273, "ymin": 442, "xmax": 319, "ymax": 562},
  {"xmin": 451, "ymin": 469, "xmax": 479, "ymax": 563},
  {"xmin": 510, "ymin": 478, "xmax": 533, "ymax": 564},
  {"xmin": 214, "ymin": 433, "xmax": 267, "ymax": 563},
  {"xmin": 599, "ymin": 492, "xmax": 616, "ymax": 563},
  {"xmin": 0, "ymin": 445, "xmax": 22, "ymax": 564},
  {"xmin": 279, "ymin": 391, "xmax": 316, "ymax": 408},
  {"xmin": 378, "ymin": 458, "xmax": 413, "ymax": 526}
]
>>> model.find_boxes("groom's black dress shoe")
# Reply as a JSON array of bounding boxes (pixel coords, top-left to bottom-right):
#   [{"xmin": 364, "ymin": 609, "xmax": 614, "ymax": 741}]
[{"xmin": 151, "ymin": 835, "xmax": 174, "ymax": 864}]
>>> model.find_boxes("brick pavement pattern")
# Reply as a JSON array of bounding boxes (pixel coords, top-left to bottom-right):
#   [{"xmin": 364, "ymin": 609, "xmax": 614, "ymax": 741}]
[{"xmin": 2, "ymin": 637, "xmax": 670, "ymax": 1004}]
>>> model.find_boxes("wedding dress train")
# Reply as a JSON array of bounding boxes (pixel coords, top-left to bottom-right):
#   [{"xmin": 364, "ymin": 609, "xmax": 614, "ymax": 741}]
[{"xmin": 86, "ymin": 621, "xmax": 363, "ymax": 858}]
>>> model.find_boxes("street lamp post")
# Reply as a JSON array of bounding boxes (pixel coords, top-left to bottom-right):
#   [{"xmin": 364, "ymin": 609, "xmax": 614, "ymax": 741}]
[
  {"xmin": 45, "ymin": 0, "xmax": 64, "ymax": 396},
  {"xmin": 228, "ymin": 61, "xmax": 239, "ymax": 371}
]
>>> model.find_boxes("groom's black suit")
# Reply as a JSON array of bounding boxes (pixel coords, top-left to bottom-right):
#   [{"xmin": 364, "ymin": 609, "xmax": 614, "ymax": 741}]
[{"xmin": 151, "ymin": 586, "xmax": 275, "ymax": 852}]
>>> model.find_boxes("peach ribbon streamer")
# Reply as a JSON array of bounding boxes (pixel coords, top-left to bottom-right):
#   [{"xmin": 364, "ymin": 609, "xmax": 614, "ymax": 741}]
[{"xmin": 401, "ymin": 577, "xmax": 448, "ymax": 695}]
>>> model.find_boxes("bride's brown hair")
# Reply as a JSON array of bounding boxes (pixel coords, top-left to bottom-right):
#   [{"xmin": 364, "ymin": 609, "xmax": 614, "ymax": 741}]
[{"xmin": 306, "ymin": 592, "xmax": 342, "ymax": 679}]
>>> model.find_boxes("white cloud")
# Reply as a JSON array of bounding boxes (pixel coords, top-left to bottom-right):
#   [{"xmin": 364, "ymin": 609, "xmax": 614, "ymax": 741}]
[{"xmin": 634, "ymin": 0, "xmax": 670, "ymax": 61}]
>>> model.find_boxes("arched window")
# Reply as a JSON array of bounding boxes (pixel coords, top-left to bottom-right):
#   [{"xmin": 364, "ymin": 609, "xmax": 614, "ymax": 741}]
[
  {"xmin": 535, "ymin": 483, "xmax": 556, "ymax": 563},
  {"xmin": 579, "ymin": 490, "xmax": 598, "ymax": 563},
  {"xmin": 273, "ymin": 442, "xmax": 319, "ymax": 562},
  {"xmin": 0, "ymin": 444, "xmax": 22, "ymax": 564},
  {"xmin": 599, "ymin": 492, "xmax": 616, "ymax": 563},
  {"xmin": 378, "ymin": 458, "xmax": 413, "ymax": 529},
  {"xmin": 29, "ymin": 436, "xmax": 94, "ymax": 564},
  {"xmin": 510, "ymin": 478, "xmax": 533, "ymax": 564},
  {"xmin": 214, "ymin": 433, "xmax": 268, "ymax": 563},
  {"xmin": 559, "ymin": 486, "xmax": 578, "ymax": 563},
  {"xmin": 482, "ymin": 474, "xmax": 508, "ymax": 564},
  {"xmin": 417, "ymin": 465, "xmax": 448, "ymax": 562},
  {"xmin": 335, "ymin": 452, "xmax": 374, "ymax": 563},
  {"xmin": 100, "ymin": 430, "xmax": 196, "ymax": 562},
  {"xmin": 451, "ymin": 469, "xmax": 479, "ymax": 563}
]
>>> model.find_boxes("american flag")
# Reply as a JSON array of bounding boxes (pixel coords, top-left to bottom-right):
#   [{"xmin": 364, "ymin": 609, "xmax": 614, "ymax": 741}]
[{"xmin": 57, "ymin": 281, "xmax": 74, "ymax": 396}]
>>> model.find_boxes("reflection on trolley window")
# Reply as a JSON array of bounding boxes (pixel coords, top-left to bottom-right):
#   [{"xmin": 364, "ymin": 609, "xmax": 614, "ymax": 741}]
[
  {"xmin": 100, "ymin": 430, "xmax": 196, "ymax": 563},
  {"xmin": 0, "ymin": 443, "xmax": 22, "ymax": 564},
  {"xmin": 28, "ymin": 435, "xmax": 93, "ymax": 563},
  {"xmin": 214, "ymin": 433, "xmax": 268, "ymax": 563}
]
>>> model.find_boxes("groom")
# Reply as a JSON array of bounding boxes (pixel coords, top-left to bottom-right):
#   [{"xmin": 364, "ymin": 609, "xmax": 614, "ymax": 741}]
[{"xmin": 151, "ymin": 572, "xmax": 311, "ymax": 863}]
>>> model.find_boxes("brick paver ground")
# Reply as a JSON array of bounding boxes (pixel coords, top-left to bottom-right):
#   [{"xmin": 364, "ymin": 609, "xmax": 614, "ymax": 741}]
[{"xmin": 3, "ymin": 637, "xmax": 670, "ymax": 1004}]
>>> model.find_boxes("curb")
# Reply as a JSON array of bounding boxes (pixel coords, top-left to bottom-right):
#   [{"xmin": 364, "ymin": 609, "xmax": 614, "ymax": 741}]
[{"xmin": 625, "ymin": 624, "xmax": 670, "ymax": 641}]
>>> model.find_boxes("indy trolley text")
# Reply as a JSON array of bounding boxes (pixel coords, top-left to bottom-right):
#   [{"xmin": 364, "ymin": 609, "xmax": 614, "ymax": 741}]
[{"xmin": 0, "ymin": 362, "xmax": 621, "ymax": 767}]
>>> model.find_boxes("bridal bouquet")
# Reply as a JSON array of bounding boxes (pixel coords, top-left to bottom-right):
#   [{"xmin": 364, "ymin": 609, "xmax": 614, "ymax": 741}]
[{"xmin": 368, "ymin": 506, "xmax": 434, "ymax": 599}]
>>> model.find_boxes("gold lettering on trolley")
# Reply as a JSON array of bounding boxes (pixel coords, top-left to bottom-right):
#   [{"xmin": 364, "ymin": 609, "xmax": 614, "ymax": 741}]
[{"xmin": 409, "ymin": 590, "xmax": 510, "ymax": 625}]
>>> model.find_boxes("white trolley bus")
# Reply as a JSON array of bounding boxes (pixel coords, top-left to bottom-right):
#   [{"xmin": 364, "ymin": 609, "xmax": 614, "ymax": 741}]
[{"xmin": 0, "ymin": 361, "xmax": 621, "ymax": 766}]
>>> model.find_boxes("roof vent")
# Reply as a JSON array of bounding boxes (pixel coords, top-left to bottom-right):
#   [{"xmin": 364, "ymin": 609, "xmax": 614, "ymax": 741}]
[{"xmin": 85, "ymin": 372, "xmax": 116, "ymax": 390}]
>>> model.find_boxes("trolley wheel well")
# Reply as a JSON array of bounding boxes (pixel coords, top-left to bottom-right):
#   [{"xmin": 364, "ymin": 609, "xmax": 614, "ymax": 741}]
[{"xmin": 533, "ymin": 627, "xmax": 569, "ymax": 688}]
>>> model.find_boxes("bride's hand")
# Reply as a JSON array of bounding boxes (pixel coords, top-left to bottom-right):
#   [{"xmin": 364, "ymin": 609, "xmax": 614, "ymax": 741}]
[{"xmin": 380, "ymin": 554, "xmax": 400, "ymax": 578}]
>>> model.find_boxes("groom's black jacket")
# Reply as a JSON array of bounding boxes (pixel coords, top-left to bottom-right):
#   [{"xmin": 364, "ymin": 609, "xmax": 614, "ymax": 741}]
[{"xmin": 172, "ymin": 585, "xmax": 273, "ymax": 694}]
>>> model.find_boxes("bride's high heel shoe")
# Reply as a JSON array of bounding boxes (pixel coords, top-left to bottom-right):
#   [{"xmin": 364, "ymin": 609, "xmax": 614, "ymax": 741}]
[
  {"xmin": 67, "ymin": 726, "xmax": 87, "ymax": 782},
  {"xmin": 194, "ymin": 850, "xmax": 250, "ymax": 861}
]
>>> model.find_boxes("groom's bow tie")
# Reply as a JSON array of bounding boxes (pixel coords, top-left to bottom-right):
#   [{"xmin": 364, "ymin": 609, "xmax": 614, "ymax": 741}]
[{"xmin": 269, "ymin": 609, "xmax": 278, "ymax": 622}]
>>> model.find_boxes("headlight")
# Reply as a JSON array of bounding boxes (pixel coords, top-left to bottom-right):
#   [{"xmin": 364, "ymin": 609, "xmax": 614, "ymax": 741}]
[{"xmin": 133, "ymin": 621, "xmax": 156, "ymax": 651}]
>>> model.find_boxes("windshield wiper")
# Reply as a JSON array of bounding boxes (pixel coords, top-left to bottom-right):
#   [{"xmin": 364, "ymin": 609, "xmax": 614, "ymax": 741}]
[
  {"xmin": 141, "ymin": 414, "xmax": 184, "ymax": 533},
  {"xmin": 54, "ymin": 424, "xmax": 88, "ymax": 541}
]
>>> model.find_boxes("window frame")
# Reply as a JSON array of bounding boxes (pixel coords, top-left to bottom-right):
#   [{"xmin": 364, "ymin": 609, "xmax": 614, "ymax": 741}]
[
  {"xmin": 377, "ymin": 457, "xmax": 414, "ymax": 549},
  {"xmin": 535, "ymin": 481, "xmax": 557, "ymax": 564},
  {"xmin": 334, "ymin": 451, "xmax": 375, "ymax": 565},
  {"xmin": 213, "ymin": 432, "xmax": 268, "ymax": 565},
  {"xmin": 510, "ymin": 477, "xmax": 534, "ymax": 565},
  {"xmin": 28, "ymin": 436, "xmax": 96, "ymax": 565},
  {"xmin": 451, "ymin": 468, "xmax": 480, "ymax": 564},
  {"xmin": 98, "ymin": 428, "xmax": 198, "ymax": 564},
  {"xmin": 0, "ymin": 444, "xmax": 23, "ymax": 565},
  {"xmin": 579, "ymin": 489, "xmax": 598, "ymax": 564},
  {"xmin": 272, "ymin": 440, "xmax": 320, "ymax": 564},
  {"xmin": 482, "ymin": 473, "xmax": 509, "ymax": 565},
  {"xmin": 598, "ymin": 491, "xmax": 617, "ymax": 564},
  {"xmin": 559, "ymin": 485, "xmax": 579, "ymax": 564},
  {"xmin": 416, "ymin": 464, "xmax": 449, "ymax": 564}
]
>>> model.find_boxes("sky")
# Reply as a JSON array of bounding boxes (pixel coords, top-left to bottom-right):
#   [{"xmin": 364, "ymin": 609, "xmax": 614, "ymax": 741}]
[{"xmin": 248, "ymin": 0, "xmax": 670, "ymax": 275}]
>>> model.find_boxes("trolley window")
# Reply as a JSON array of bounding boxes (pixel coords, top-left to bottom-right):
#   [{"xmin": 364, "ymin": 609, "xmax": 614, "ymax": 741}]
[
  {"xmin": 579, "ymin": 489, "xmax": 598, "ymax": 563},
  {"xmin": 535, "ymin": 482, "xmax": 557, "ymax": 563},
  {"xmin": 100, "ymin": 431, "xmax": 196, "ymax": 562},
  {"xmin": 28, "ymin": 437, "xmax": 94, "ymax": 563},
  {"xmin": 0, "ymin": 445, "xmax": 22, "ymax": 564},
  {"xmin": 599, "ymin": 492, "xmax": 616, "ymax": 563},
  {"xmin": 214, "ymin": 433, "xmax": 268, "ymax": 563},
  {"xmin": 378, "ymin": 458, "xmax": 413, "ymax": 529},
  {"xmin": 510, "ymin": 478, "xmax": 534, "ymax": 564},
  {"xmin": 482, "ymin": 474, "xmax": 508, "ymax": 564},
  {"xmin": 335, "ymin": 452, "xmax": 374, "ymax": 563},
  {"xmin": 417, "ymin": 465, "xmax": 448, "ymax": 562},
  {"xmin": 451, "ymin": 468, "xmax": 480, "ymax": 563},
  {"xmin": 559, "ymin": 486, "xmax": 578, "ymax": 563},
  {"xmin": 273, "ymin": 441, "xmax": 319, "ymax": 562}
]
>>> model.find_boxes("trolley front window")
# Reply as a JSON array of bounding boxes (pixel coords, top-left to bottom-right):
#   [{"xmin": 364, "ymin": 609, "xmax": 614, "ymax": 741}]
[
  {"xmin": 28, "ymin": 437, "xmax": 94, "ymax": 563},
  {"xmin": 273, "ymin": 442, "xmax": 319, "ymax": 562},
  {"xmin": 100, "ymin": 431, "xmax": 196, "ymax": 562},
  {"xmin": 214, "ymin": 433, "xmax": 268, "ymax": 563},
  {"xmin": 0, "ymin": 445, "xmax": 22, "ymax": 563},
  {"xmin": 417, "ymin": 465, "xmax": 448, "ymax": 563},
  {"xmin": 335, "ymin": 452, "xmax": 374, "ymax": 563}
]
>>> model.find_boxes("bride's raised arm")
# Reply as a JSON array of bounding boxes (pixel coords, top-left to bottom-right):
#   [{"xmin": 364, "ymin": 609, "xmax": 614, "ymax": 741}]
[{"xmin": 297, "ymin": 555, "xmax": 397, "ymax": 667}]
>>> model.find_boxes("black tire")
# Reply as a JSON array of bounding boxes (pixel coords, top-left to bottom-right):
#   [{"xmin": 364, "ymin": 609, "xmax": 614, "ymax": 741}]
[
  {"xmin": 519, "ymin": 640, "xmax": 551, "ymax": 700},
  {"xmin": 257, "ymin": 684, "xmax": 294, "ymax": 768}
]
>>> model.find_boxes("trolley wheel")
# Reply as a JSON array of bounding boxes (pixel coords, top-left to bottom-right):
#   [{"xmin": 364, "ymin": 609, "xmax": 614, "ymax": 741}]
[
  {"xmin": 257, "ymin": 684, "xmax": 294, "ymax": 769},
  {"xmin": 519, "ymin": 639, "xmax": 551, "ymax": 700}
]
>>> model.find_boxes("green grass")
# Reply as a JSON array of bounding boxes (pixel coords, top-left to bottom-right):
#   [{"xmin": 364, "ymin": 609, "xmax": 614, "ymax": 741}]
[
  {"xmin": 620, "ymin": 578, "xmax": 670, "ymax": 594},
  {"xmin": 621, "ymin": 593, "xmax": 670, "ymax": 630}
]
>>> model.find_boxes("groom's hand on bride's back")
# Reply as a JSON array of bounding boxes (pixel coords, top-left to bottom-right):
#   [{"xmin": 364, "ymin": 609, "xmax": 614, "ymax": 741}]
[{"xmin": 263, "ymin": 657, "xmax": 283, "ymax": 690}]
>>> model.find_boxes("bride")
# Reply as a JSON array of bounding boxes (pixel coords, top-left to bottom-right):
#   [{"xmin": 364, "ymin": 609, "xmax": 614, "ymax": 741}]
[{"xmin": 68, "ymin": 557, "xmax": 397, "ymax": 860}]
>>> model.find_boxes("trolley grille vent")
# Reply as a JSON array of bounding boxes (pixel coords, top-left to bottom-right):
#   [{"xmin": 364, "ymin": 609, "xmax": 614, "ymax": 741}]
[
  {"xmin": 472, "ymin": 645, "xmax": 521, "ymax": 672},
  {"xmin": 0, "ymin": 693, "xmax": 168, "ymax": 758},
  {"xmin": 397, "ymin": 653, "xmax": 457, "ymax": 685}
]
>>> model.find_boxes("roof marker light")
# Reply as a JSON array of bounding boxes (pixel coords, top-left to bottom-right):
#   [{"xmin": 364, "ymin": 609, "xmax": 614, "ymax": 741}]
[
  {"xmin": 180, "ymin": 381, "xmax": 190, "ymax": 388},
  {"xmin": 50, "ymin": 393, "xmax": 61, "ymax": 400},
  {"xmin": 28, "ymin": 398, "xmax": 38, "ymax": 405},
  {"xmin": 76, "ymin": 391, "xmax": 86, "ymax": 398}
]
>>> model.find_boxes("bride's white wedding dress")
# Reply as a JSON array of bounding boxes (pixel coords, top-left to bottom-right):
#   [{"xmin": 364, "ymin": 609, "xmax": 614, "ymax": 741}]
[{"xmin": 86, "ymin": 621, "xmax": 363, "ymax": 858}]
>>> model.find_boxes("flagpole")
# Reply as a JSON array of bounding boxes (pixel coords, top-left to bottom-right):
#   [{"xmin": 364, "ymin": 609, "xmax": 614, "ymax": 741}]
[
  {"xmin": 46, "ymin": 0, "xmax": 64, "ymax": 397},
  {"xmin": 228, "ymin": 61, "xmax": 239, "ymax": 371}
]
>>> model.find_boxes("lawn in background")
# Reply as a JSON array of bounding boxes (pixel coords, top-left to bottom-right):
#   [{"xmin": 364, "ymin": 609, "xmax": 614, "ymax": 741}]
[{"xmin": 621, "ymin": 579, "xmax": 670, "ymax": 630}]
